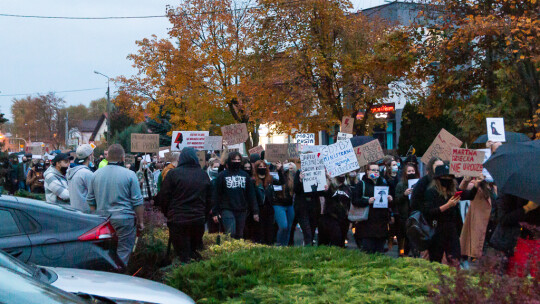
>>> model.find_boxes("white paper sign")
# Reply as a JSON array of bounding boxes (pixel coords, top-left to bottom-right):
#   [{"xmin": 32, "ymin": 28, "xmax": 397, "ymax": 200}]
[
  {"xmin": 460, "ymin": 200, "xmax": 471, "ymax": 222},
  {"xmin": 300, "ymin": 145, "xmax": 325, "ymax": 153},
  {"xmin": 296, "ymin": 133, "xmax": 315, "ymax": 146},
  {"xmin": 158, "ymin": 149, "xmax": 169, "ymax": 158},
  {"xmin": 337, "ymin": 132, "xmax": 353, "ymax": 142},
  {"xmin": 171, "ymin": 131, "xmax": 209, "ymax": 151},
  {"xmin": 31, "ymin": 155, "xmax": 42, "ymax": 159},
  {"xmin": 300, "ymin": 153, "xmax": 326, "ymax": 193},
  {"xmin": 269, "ymin": 171, "xmax": 279, "ymax": 181},
  {"xmin": 143, "ymin": 155, "xmax": 151, "ymax": 163},
  {"xmin": 320, "ymin": 140, "xmax": 360, "ymax": 177},
  {"xmin": 477, "ymin": 148, "xmax": 494, "ymax": 181},
  {"xmin": 373, "ymin": 186, "xmax": 389, "ymax": 208},
  {"xmin": 486, "ymin": 118, "xmax": 505, "ymax": 142},
  {"xmin": 407, "ymin": 178, "xmax": 419, "ymax": 200},
  {"xmin": 203, "ymin": 136, "xmax": 223, "ymax": 151}
]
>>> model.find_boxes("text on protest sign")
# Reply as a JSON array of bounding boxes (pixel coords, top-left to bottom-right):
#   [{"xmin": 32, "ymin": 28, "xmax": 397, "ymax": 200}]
[
  {"xmin": 265, "ymin": 144, "xmax": 289, "ymax": 163},
  {"xmin": 28, "ymin": 145, "xmax": 43, "ymax": 156},
  {"xmin": 171, "ymin": 131, "xmax": 209, "ymax": 151},
  {"xmin": 296, "ymin": 133, "xmax": 315, "ymax": 146},
  {"xmin": 287, "ymin": 143, "xmax": 300, "ymax": 160},
  {"xmin": 203, "ymin": 136, "xmax": 223, "ymax": 151},
  {"xmin": 221, "ymin": 123, "xmax": 249, "ymax": 146},
  {"xmin": 337, "ymin": 132, "xmax": 353, "ymax": 142},
  {"xmin": 131, "ymin": 133, "xmax": 159, "ymax": 153},
  {"xmin": 300, "ymin": 153, "xmax": 326, "ymax": 193},
  {"xmin": 373, "ymin": 186, "xmax": 389, "ymax": 208},
  {"xmin": 421, "ymin": 129, "xmax": 463, "ymax": 164},
  {"xmin": 354, "ymin": 139, "xmax": 385, "ymax": 167},
  {"xmin": 450, "ymin": 148, "xmax": 485, "ymax": 177},
  {"xmin": 341, "ymin": 117, "xmax": 355, "ymax": 134},
  {"xmin": 320, "ymin": 140, "xmax": 360, "ymax": 177},
  {"xmin": 248, "ymin": 145, "xmax": 264, "ymax": 156}
]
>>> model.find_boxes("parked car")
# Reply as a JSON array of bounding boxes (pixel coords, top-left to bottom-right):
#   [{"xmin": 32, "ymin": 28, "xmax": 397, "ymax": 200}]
[
  {"xmin": 0, "ymin": 250, "xmax": 195, "ymax": 304},
  {"xmin": 0, "ymin": 195, "xmax": 123, "ymax": 271}
]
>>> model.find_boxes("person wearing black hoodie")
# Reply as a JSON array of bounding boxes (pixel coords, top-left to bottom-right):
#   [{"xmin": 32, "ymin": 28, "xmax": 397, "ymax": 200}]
[
  {"xmin": 318, "ymin": 175, "xmax": 352, "ymax": 247},
  {"xmin": 160, "ymin": 147, "xmax": 212, "ymax": 263},
  {"xmin": 212, "ymin": 151, "xmax": 259, "ymax": 239},
  {"xmin": 353, "ymin": 162, "xmax": 393, "ymax": 254}
]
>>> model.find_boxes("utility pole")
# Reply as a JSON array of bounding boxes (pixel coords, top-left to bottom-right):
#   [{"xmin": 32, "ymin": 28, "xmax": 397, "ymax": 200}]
[
  {"xmin": 94, "ymin": 70, "xmax": 111, "ymax": 146},
  {"xmin": 65, "ymin": 111, "xmax": 69, "ymax": 148}
]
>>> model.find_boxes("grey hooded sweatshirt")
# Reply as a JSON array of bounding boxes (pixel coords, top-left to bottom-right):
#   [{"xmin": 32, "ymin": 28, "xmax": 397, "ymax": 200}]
[{"xmin": 66, "ymin": 164, "xmax": 94, "ymax": 212}]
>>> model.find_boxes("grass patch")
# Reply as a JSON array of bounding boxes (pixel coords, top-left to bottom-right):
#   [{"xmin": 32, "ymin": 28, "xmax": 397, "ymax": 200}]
[{"xmin": 166, "ymin": 244, "xmax": 448, "ymax": 303}]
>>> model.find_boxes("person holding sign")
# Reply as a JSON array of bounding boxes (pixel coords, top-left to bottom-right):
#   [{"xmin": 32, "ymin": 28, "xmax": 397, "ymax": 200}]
[
  {"xmin": 212, "ymin": 152, "xmax": 259, "ymax": 239},
  {"xmin": 395, "ymin": 164, "xmax": 420, "ymax": 257},
  {"xmin": 422, "ymin": 163, "xmax": 479, "ymax": 266},
  {"xmin": 353, "ymin": 162, "xmax": 393, "ymax": 254}
]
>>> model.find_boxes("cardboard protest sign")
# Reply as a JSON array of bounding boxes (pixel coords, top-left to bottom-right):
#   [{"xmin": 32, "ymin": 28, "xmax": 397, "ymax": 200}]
[
  {"xmin": 421, "ymin": 129, "xmax": 462, "ymax": 164},
  {"xmin": 171, "ymin": 131, "xmax": 208, "ymax": 151},
  {"xmin": 450, "ymin": 148, "xmax": 485, "ymax": 177},
  {"xmin": 337, "ymin": 132, "xmax": 353, "ymax": 142},
  {"xmin": 196, "ymin": 151, "xmax": 206, "ymax": 168},
  {"xmin": 408, "ymin": 178, "xmax": 419, "ymax": 200},
  {"xmin": 287, "ymin": 143, "xmax": 300, "ymax": 160},
  {"xmin": 296, "ymin": 133, "xmax": 315, "ymax": 146},
  {"xmin": 300, "ymin": 153, "xmax": 326, "ymax": 193},
  {"xmin": 373, "ymin": 186, "xmax": 389, "ymax": 208},
  {"xmin": 320, "ymin": 140, "xmax": 360, "ymax": 177},
  {"xmin": 221, "ymin": 123, "xmax": 248, "ymax": 146},
  {"xmin": 354, "ymin": 139, "xmax": 385, "ymax": 167},
  {"xmin": 203, "ymin": 136, "xmax": 222, "ymax": 151},
  {"xmin": 249, "ymin": 145, "xmax": 264, "ymax": 156},
  {"xmin": 341, "ymin": 117, "xmax": 355, "ymax": 134},
  {"xmin": 265, "ymin": 144, "xmax": 289, "ymax": 163},
  {"xmin": 486, "ymin": 118, "xmax": 506, "ymax": 142},
  {"xmin": 131, "ymin": 134, "xmax": 159, "ymax": 153}
]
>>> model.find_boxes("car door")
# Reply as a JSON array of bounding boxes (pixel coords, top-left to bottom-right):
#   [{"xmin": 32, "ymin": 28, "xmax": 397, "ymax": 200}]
[{"xmin": 0, "ymin": 208, "xmax": 32, "ymax": 262}]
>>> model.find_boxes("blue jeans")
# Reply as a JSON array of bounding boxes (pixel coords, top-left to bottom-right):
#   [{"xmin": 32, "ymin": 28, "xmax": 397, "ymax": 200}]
[{"xmin": 273, "ymin": 205, "xmax": 294, "ymax": 246}]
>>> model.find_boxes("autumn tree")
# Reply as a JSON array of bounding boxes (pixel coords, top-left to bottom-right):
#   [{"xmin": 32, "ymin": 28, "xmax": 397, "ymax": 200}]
[{"xmin": 412, "ymin": 0, "xmax": 539, "ymax": 143}]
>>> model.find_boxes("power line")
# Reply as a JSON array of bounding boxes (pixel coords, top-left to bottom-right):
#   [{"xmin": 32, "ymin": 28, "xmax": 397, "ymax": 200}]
[{"xmin": 0, "ymin": 87, "xmax": 107, "ymax": 97}]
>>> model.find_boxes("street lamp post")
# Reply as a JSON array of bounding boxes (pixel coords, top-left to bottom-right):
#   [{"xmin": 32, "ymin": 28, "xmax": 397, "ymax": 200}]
[{"xmin": 94, "ymin": 70, "xmax": 111, "ymax": 145}]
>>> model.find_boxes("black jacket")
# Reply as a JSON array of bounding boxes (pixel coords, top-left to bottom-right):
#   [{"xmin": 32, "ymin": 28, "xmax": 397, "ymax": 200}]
[
  {"xmin": 159, "ymin": 148, "xmax": 212, "ymax": 225},
  {"xmin": 323, "ymin": 184, "xmax": 352, "ymax": 223},
  {"xmin": 421, "ymin": 180, "xmax": 477, "ymax": 225},
  {"xmin": 293, "ymin": 169, "xmax": 323, "ymax": 214},
  {"xmin": 353, "ymin": 175, "xmax": 391, "ymax": 238},
  {"xmin": 410, "ymin": 175, "xmax": 432, "ymax": 212},
  {"xmin": 496, "ymin": 194, "xmax": 539, "ymax": 238},
  {"xmin": 213, "ymin": 168, "xmax": 258, "ymax": 215},
  {"xmin": 254, "ymin": 180, "xmax": 275, "ymax": 208}
]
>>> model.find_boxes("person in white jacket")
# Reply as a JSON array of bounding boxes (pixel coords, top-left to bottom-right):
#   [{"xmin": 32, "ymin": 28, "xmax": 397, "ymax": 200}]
[
  {"xmin": 44, "ymin": 153, "xmax": 72, "ymax": 204},
  {"xmin": 67, "ymin": 144, "xmax": 95, "ymax": 212}
]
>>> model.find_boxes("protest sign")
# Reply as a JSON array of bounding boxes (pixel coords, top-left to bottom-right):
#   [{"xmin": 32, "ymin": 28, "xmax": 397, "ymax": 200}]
[
  {"xmin": 341, "ymin": 117, "xmax": 355, "ymax": 134},
  {"xmin": 421, "ymin": 129, "xmax": 463, "ymax": 164},
  {"xmin": 287, "ymin": 143, "xmax": 300, "ymax": 160},
  {"xmin": 408, "ymin": 178, "xmax": 419, "ymax": 200},
  {"xmin": 486, "ymin": 118, "xmax": 506, "ymax": 142},
  {"xmin": 300, "ymin": 145, "xmax": 325, "ymax": 153},
  {"xmin": 221, "ymin": 123, "xmax": 249, "ymax": 146},
  {"xmin": 28, "ymin": 145, "xmax": 42, "ymax": 156},
  {"xmin": 265, "ymin": 144, "xmax": 289, "ymax": 163},
  {"xmin": 249, "ymin": 145, "xmax": 264, "ymax": 156},
  {"xmin": 477, "ymin": 148, "xmax": 494, "ymax": 181},
  {"xmin": 337, "ymin": 132, "xmax": 353, "ymax": 142},
  {"xmin": 450, "ymin": 148, "xmax": 485, "ymax": 177},
  {"xmin": 296, "ymin": 133, "xmax": 315, "ymax": 146},
  {"xmin": 31, "ymin": 155, "xmax": 42, "ymax": 160},
  {"xmin": 171, "ymin": 131, "xmax": 208, "ymax": 151},
  {"xmin": 300, "ymin": 153, "xmax": 326, "ymax": 193},
  {"xmin": 320, "ymin": 140, "xmax": 359, "ymax": 177},
  {"xmin": 203, "ymin": 136, "xmax": 222, "ymax": 151},
  {"xmin": 354, "ymin": 139, "xmax": 384, "ymax": 167},
  {"xmin": 131, "ymin": 134, "xmax": 159, "ymax": 153},
  {"xmin": 142, "ymin": 154, "xmax": 151, "ymax": 163},
  {"xmin": 196, "ymin": 151, "xmax": 206, "ymax": 168},
  {"xmin": 158, "ymin": 149, "xmax": 169, "ymax": 158},
  {"xmin": 373, "ymin": 186, "xmax": 389, "ymax": 208}
]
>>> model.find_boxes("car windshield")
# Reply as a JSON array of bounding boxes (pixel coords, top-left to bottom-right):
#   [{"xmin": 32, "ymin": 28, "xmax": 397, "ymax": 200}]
[{"xmin": 0, "ymin": 250, "xmax": 34, "ymax": 276}]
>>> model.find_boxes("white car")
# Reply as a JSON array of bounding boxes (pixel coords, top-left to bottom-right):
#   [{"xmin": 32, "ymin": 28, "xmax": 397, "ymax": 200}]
[{"xmin": 0, "ymin": 250, "xmax": 194, "ymax": 304}]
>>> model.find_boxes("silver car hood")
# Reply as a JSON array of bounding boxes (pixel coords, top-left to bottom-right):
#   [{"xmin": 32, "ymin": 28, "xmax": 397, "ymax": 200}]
[{"xmin": 47, "ymin": 267, "xmax": 194, "ymax": 304}]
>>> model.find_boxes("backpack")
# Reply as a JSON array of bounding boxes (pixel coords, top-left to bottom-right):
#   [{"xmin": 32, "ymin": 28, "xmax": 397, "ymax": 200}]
[
  {"xmin": 348, "ymin": 180, "xmax": 370, "ymax": 222},
  {"xmin": 406, "ymin": 210, "xmax": 436, "ymax": 251}
]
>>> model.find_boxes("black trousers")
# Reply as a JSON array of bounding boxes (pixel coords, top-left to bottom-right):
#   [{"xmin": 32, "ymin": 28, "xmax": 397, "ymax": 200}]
[
  {"xmin": 428, "ymin": 222, "xmax": 461, "ymax": 265},
  {"xmin": 244, "ymin": 204, "xmax": 275, "ymax": 245},
  {"xmin": 168, "ymin": 221, "xmax": 205, "ymax": 263},
  {"xmin": 290, "ymin": 202, "xmax": 320, "ymax": 246},
  {"xmin": 318, "ymin": 216, "xmax": 348, "ymax": 248}
]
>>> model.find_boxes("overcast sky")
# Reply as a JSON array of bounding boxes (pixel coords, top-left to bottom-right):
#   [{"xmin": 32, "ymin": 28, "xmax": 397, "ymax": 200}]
[{"xmin": 0, "ymin": 0, "xmax": 388, "ymax": 120}]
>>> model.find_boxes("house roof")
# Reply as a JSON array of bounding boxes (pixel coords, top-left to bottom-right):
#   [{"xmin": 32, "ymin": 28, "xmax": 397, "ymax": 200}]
[
  {"xmin": 79, "ymin": 120, "xmax": 99, "ymax": 133},
  {"xmin": 90, "ymin": 113, "xmax": 107, "ymax": 141}
]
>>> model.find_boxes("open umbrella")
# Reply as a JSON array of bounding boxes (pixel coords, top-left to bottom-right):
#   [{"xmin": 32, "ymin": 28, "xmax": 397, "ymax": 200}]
[
  {"xmin": 473, "ymin": 132, "xmax": 531, "ymax": 144},
  {"xmin": 483, "ymin": 140, "xmax": 540, "ymax": 203}
]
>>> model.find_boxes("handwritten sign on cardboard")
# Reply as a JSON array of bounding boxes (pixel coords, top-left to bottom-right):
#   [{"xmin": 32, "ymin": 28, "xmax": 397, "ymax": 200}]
[
  {"xmin": 196, "ymin": 151, "xmax": 207, "ymax": 168},
  {"xmin": 300, "ymin": 153, "xmax": 326, "ymax": 192},
  {"xmin": 341, "ymin": 117, "xmax": 355, "ymax": 134},
  {"xmin": 203, "ymin": 136, "xmax": 223, "ymax": 151},
  {"xmin": 221, "ymin": 123, "xmax": 249, "ymax": 146},
  {"xmin": 131, "ymin": 133, "xmax": 159, "ymax": 153},
  {"xmin": 421, "ymin": 129, "xmax": 463, "ymax": 164},
  {"xmin": 265, "ymin": 144, "xmax": 289, "ymax": 163},
  {"xmin": 249, "ymin": 145, "xmax": 264, "ymax": 156},
  {"xmin": 450, "ymin": 148, "xmax": 485, "ymax": 177},
  {"xmin": 354, "ymin": 139, "xmax": 384, "ymax": 167},
  {"xmin": 320, "ymin": 139, "xmax": 360, "ymax": 177},
  {"xmin": 171, "ymin": 131, "xmax": 208, "ymax": 151}
]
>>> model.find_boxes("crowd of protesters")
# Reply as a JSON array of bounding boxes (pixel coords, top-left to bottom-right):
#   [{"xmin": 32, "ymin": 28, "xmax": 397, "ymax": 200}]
[{"xmin": 1, "ymin": 139, "xmax": 537, "ymax": 277}]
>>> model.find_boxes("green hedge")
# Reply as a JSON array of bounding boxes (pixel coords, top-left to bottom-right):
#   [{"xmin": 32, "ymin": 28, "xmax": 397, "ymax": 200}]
[{"xmin": 166, "ymin": 244, "xmax": 448, "ymax": 304}]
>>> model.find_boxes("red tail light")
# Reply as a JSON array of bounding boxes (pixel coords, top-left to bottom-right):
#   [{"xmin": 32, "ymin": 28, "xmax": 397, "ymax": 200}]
[{"xmin": 78, "ymin": 221, "xmax": 116, "ymax": 241}]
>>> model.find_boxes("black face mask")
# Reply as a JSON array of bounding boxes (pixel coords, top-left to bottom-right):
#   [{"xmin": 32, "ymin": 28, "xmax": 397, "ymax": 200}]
[
  {"xmin": 407, "ymin": 174, "xmax": 417, "ymax": 180},
  {"xmin": 36, "ymin": 165, "xmax": 44, "ymax": 172},
  {"xmin": 439, "ymin": 179, "xmax": 453, "ymax": 188},
  {"xmin": 60, "ymin": 166, "xmax": 68, "ymax": 175},
  {"xmin": 244, "ymin": 168, "xmax": 252, "ymax": 175},
  {"xmin": 336, "ymin": 176, "xmax": 346, "ymax": 184},
  {"xmin": 230, "ymin": 161, "xmax": 241, "ymax": 170},
  {"xmin": 256, "ymin": 168, "xmax": 267, "ymax": 176}
]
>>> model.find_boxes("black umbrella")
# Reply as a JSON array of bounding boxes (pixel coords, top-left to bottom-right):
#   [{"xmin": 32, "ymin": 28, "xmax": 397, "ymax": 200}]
[
  {"xmin": 484, "ymin": 140, "xmax": 540, "ymax": 203},
  {"xmin": 350, "ymin": 136, "xmax": 375, "ymax": 147},
  {"xmin": 473, "ymin": 132, "xmax": 531, "ymax": 144}
]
